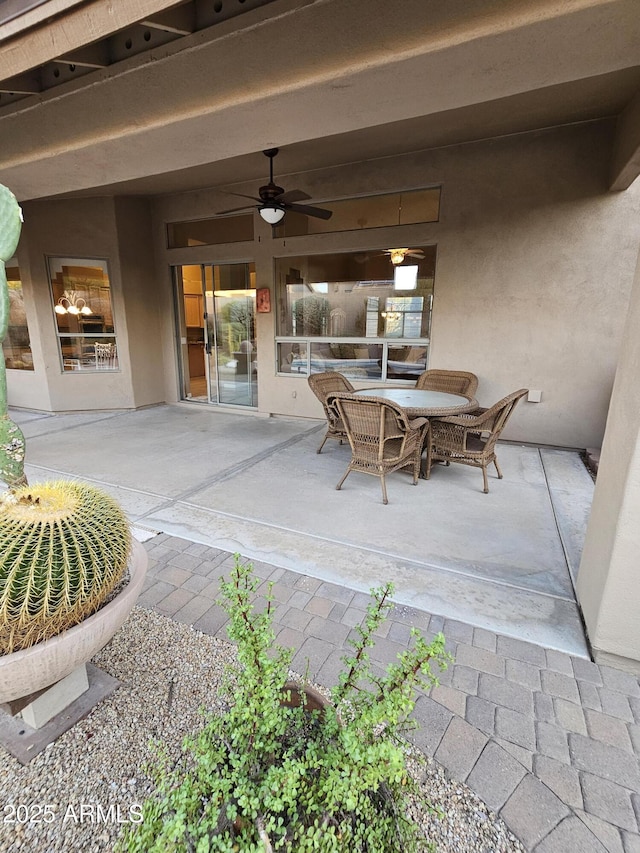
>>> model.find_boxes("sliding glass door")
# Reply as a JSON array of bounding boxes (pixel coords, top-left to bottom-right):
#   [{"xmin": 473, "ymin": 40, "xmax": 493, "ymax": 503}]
[{"xmin": 174, "ymin": 262, "xmax": 257, "ymax": 408}]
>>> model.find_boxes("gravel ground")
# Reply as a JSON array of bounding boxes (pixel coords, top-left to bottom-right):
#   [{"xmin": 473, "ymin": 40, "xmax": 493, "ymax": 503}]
[{"xmin": 0, "ymin": 608, "xmax": 525, "ymax": 853}]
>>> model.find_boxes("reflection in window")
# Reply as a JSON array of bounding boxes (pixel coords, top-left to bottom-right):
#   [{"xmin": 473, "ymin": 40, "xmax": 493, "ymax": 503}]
[
  {"xmin": 275, "ymin": 247, "xmax": 435, "ymax": 381},
  {"xmin": 48, "ymin": 257, "xmax": 118, "ymax": 372},
  {"xmin": 381, "ymin": 296, "xmax": 424, "ymax": 338},
  {"xmin": 3, "ymin": 263, "xmax": 33, "ymax": 370},
  {"xmin": 167, "ymin": 214, "xmax": 254, "ymax": 248},
  {"xmin": 274, "ymin": 187, "xmax": 441, "ymax": 237}
]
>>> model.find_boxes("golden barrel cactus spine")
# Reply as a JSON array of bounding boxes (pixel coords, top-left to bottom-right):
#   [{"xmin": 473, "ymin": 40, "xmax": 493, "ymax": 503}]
[{"xmin": 0, "ymin": 481, "xmax": 132, "ymax": 655}]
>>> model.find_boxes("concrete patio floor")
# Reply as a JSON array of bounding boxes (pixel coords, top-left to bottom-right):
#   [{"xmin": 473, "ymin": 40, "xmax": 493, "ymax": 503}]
[
  {"xmin": 12, "ymin": 402, "xmax": 593, "ymax": 658},
  {"xmin": 7, "ymin": 403, "xmax": 640, "ymax": 853}
]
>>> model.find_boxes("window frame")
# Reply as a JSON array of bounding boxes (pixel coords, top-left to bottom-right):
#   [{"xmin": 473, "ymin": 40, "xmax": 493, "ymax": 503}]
[
  {"xmin": 274, "ymin": 246, "xmax": 434, "ymax": 382},
  {"xmin": 47, "ymin": 255, "xmax": 119, "ymax": 374},
  {"xmin": 2, "ymin": 259, "xmax": 34, "ymax": 371}
]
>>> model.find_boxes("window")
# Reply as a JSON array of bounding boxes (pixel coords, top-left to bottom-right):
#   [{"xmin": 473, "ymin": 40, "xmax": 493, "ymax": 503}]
[
  {"xmin": 167, "ymin": 214, "xmax": 254, "ymax": 248},
  {"xmin": 2, "ymin": 262, "xmax": 33, "ymax": 370},
  {"xmin": 274, "ymin": 187, "xmax": 440, "ymax": 237},
  {"xmin": 48, "ymin": 257, "xmax": 118, "ymax": 372},
  {"xmin": 167, "ymin": 189, "xmax": 438, "ymax": 244},
  {"xmin": 275, "ymin": 247, "xmax": 435, "ymax": 381}
]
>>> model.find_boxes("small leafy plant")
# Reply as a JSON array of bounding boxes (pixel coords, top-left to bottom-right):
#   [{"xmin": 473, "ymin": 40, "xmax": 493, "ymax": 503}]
[{"xmin": 121, "ymin": 557, "xmax": 451, "ymax": 852}]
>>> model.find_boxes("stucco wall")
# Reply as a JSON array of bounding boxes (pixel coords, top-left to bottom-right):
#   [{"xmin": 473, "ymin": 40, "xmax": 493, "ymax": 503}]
[
  {"xmin": 113, "ymin": 198, "xmax": 166, "ymax": 409},
  {"xmin": 8, "ymin": 197, "xmax": 164, "ymax": 412},
  {"xmin": 9, "ymin": 122, "xmax": 640, "ymax": 444},
  {"xmin": 577, "ymin": 242, "xmax": 640, "ymax": 672},
  {"xmin": 154, "ymin": 121, "xmax": 640, "ymax": 448},
  {"xmin": 431, "ymin": 123, "xmax": 640, "ymax": 448}
]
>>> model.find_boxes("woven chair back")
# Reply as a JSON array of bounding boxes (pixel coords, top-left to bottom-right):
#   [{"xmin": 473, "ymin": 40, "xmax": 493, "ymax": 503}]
[
  {"xmin": 480, "ymin": 388, "xmax": 528, "ymax": 451},
  {"xmin": 330, "ymin": 392, "xmax": 429, "ymax": 503},
  {"xmin": 416, "ymin": 369, "xmax": 478, "ymax": 397},
  {"xmin": 308, "ymin": 372, "xmax": 354, "ymax": 417},
  {"xmin": 330, "ymin": 393, "xmax": 413, "ymax": 460}
]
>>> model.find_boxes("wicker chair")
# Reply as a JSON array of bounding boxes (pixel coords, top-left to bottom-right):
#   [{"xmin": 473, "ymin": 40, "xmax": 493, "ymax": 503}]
[
  {"xmin": 307, "ymin": 372, "xmax": 355, "ymax": 453},
  {"xmin": 330, "ymin": 392, "xmax": 429, "ymax": 505},
  {"xmin": 415, "ymin": 369, "xmax": 479, "ymax": 397},
  {"xmin": 425, "ymin": 389, "xmax": 528, "ymax": 493}
]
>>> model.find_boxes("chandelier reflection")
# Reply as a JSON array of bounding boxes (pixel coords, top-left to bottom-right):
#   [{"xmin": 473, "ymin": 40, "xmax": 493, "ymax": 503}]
[{"xmin": 54, "ymin": 290, "xmax": 93, "ymax": 316}]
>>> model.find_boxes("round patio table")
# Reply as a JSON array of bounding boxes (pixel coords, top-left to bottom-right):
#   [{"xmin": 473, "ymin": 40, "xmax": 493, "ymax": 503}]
[{"xmin": 352, "ymin": 387, "xmax": 478, "ymax": 418}]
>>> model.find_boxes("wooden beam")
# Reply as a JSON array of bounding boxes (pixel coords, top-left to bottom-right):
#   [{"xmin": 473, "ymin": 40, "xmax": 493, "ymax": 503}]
[
  {"xmin": 0, "ymin": 70, "xmax": 41, "ymax": 94},
  {"xmin": 0, "ymin": 0, "xmax": 191, "ymax": 80},
  {"xmin": 140, "ymin": 6, "xmax": 195, "ymax": 36},
  {"xmin": 56, "ymin": 43, "xmax": 111, "ymax": 69},
  {"xmin": 0, "ymin": 0, "xmax": 84, "ymax": 39}
]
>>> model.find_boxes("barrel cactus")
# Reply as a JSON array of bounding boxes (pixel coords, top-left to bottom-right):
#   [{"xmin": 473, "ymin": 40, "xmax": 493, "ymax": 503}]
[{"xmin": 0, "ymin": 480, "xmax": 132, "ymax": 655}]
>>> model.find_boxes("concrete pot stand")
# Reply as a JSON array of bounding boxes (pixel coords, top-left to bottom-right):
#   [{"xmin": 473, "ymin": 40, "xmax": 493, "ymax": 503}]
[{"xmin": 0, "ymin": 539, "xmax": 148, "ymax": 764}]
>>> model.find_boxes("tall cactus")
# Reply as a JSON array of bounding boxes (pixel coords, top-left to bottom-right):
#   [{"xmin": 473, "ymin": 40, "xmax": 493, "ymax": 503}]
[
  {"xmin": 0, "ymin": 480, "xmax": 132, "ymax": 654},
  {"xmin": 0, "ymin": 184, "xmax": 27, "ymax": 489}
]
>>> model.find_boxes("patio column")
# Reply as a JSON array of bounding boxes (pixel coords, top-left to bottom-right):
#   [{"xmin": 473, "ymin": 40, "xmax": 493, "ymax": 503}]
[{"xmin": 577, "ymin": 243, "xmax": 640, "ymax": 674}]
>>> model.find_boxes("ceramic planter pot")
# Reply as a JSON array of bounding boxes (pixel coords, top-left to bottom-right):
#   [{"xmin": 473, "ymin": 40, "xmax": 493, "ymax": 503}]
[
  {"xmin": 280, "ymin": 680, "xmax": 330, "ymax": 716},
  {"xmin": 0, "ymin": 537, "xmax": 148, "ymax": 704}
]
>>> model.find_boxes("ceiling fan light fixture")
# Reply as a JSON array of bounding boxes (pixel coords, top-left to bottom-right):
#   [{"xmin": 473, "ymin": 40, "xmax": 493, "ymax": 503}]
[
  {"xmin": 259, "ymin": 203, "xmax": 286, "ymax": 225},
  {"xmin": 389, "ymin": 249, "xmax": 408, "ymax": 265},
  {"xmin": 217, "ymin": 148, "xmax": 332, "ymax": 222}
]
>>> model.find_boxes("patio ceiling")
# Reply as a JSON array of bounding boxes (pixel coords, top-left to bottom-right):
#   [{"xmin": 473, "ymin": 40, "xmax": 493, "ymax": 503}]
[{"xmin": 0, "ymin": 0, "xmax": 639, "ymax": 200}]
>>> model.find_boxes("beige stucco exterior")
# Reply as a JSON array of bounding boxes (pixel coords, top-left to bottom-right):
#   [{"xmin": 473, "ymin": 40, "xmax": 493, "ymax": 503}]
[
  {"xmin": 577, "ymin": 243, "xmax": 640, "ymax": 674},
  {"xmin": 1, "ymin": 0, "xmax": 640, "ymax": 666},
  {"xmin": 11, "ymin": 197, "xmax": 165, "ymax": 411},
  {"xmin": 10, "ymin": 122, "xmax": 640, "ymax": 450}
]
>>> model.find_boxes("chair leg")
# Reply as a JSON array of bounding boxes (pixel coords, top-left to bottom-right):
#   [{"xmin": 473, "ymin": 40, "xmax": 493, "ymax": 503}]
[
  {"xmin": 336, "ymin": 467, "xmax": 351, "ymax": 491},
  {"xmin": 422, "ymin": 440, "xmax": 432, "ymax": 480},
  {"xmin": 494, "ymin": 458, "xmax": 503, "ymax": 479},
  {"xmin": 317, "ymin": 433, "xmax": 329, "ymax": 454},
  {"xmin": 412, "ymin": 449, "xmax": 422, "ymax": 484},
  {"xmin": 482, "ymin": 466, "xmax": 489, "ymax": 494},
  {"xmin": 380, "ymin": 474, "xmax": 389, "ymax": 505}
]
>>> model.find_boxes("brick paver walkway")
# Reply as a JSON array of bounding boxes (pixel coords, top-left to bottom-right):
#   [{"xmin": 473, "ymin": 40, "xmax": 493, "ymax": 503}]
[{"xmin": 140, "ymin": 534, "xmax": 640, "ymax": 853}]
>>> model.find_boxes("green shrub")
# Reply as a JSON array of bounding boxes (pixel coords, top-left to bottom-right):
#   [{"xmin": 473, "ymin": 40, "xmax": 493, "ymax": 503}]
[
  {"xmin": 293, "ymin": 295, "xmax": 330, "ymax": 336},
  {"xmin": 0, "ymin": 480, "xmax": 132, "ymax": 654},
  {"xmin": 122, "ymin": 556, "xmax": 451, "ymax": 852}
]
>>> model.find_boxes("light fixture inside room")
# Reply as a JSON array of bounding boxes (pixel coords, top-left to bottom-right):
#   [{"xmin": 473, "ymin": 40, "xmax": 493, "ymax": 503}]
[
  {"xmin": 385, "ymin": 247, "xmax": 426, "ymax": 265},
  {"xmin": 393, "ymin": 265, "xmax": 418, "ymax": 290},
  {"xmin": 389, "ymin": 249, "xmax": 408, "ymax": 265},
  {"xmin": 258, "ymin": 203, "xmax": 286, "ymax": 225},
  {"xmin": 54, "ymin": 290, "xmax": 92, "ymax": 316}
]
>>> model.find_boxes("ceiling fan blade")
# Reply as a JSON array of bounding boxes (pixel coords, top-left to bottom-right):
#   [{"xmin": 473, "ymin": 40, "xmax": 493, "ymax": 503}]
[
  {"xmin": 276, "ymin": 189, "xmax": 311, "ymax": 204},
  {"xmin": 216, "ymin": 204, "xmax": 255, "ymax": 215},
  {"xmin": 407, "ymin": 250, "xmax": 425, "ymax": 258},
  {"xmin": 224, "ymin": 191, "xmax": 262, "ymax": 202},
  {"xmin": 286, "ymin": 202, "xmax": 333, "ymax": 220}
]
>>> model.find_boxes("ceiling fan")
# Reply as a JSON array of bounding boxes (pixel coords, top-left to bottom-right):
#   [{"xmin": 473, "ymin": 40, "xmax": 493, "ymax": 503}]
[
  {"xmin": 216, "ymin": 148, "xmax": 332, "ymax": 225},
  {"xmin": 383, "ymin": 248, "xmax": 425, "ymax": 265}
]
